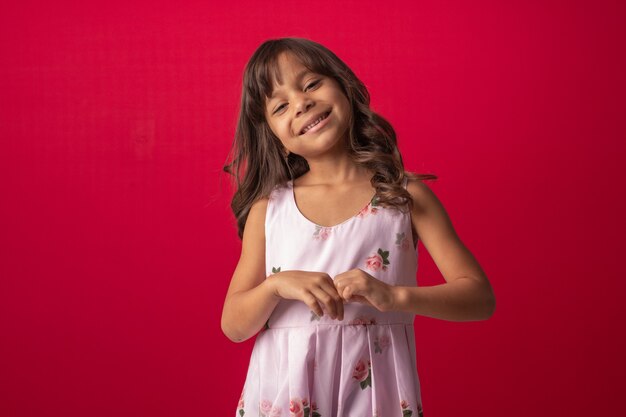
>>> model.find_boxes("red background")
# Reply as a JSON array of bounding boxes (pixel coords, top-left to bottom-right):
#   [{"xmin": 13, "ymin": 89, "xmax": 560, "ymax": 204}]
[{"xmin": 1, "ymin": 1, "xmax": 624, "ymax": 416}]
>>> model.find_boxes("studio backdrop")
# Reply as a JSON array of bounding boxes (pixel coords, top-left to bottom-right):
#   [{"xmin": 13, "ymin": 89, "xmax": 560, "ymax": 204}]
[{"xmin": 1, "ymin": 1, "xmax": 624, "ymax": 416}]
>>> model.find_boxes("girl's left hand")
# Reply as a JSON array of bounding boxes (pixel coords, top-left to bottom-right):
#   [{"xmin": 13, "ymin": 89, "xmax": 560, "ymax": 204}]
[{"xmin": 333, "ymin": 268, "xmax": 396, "ymax": 312}]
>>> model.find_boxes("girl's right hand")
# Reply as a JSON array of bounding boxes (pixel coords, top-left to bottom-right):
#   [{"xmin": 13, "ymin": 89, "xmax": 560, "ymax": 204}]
[{"xmin": 267, "ymin": 270, "xmax": 344, "ymax": 320}]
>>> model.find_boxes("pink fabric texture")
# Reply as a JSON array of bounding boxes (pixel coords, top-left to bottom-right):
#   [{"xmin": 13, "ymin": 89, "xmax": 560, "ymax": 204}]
[{"xmin": 235, "ymin": 177, "xmax": 424, "ymax": 417}]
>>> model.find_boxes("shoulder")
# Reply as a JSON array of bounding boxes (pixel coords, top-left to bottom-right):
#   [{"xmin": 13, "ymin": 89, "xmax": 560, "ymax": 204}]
[
  {"xmin": 242, "ymin": 197, "xmax": 269, "ymax": 248},
  {"xmin": 247, "ymin": 196, "xmax": 269, "ymax": 230},
  {"xmin": 405, "ymin": 178, "xmax": 440, "ymax": 215},
  {"xmin": 245, "ymin": 181, "xmax": 290, "ymax": 233},
  {"xmin": 247, "ymin": 181, "xmax": 288, "ymax": 222},
  {"xmin": 251, "ymin": 195, "xmax": 270, "ymax": 208},
  {"xmin": 404, "ymin": 177, "xmax": 457, "ymax": 246}
]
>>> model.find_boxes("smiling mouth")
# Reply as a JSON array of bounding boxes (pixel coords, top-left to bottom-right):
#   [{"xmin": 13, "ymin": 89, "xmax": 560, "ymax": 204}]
[{"xmin": 299, "ymin": 111, "xmax": 331, "ymax": 135}]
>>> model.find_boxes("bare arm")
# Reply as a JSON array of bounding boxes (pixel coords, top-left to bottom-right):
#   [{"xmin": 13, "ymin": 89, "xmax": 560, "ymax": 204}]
[
  {"xmin": 392, "ymin": 275, "xmax": 494, "ymax": 321},
  {"xmin": 393, "ymin": 179, "xmax": 496, "ymax": 321},
  {"xmin": 221, "ymin": 197, "xmax": 280, "ymax": 343}
]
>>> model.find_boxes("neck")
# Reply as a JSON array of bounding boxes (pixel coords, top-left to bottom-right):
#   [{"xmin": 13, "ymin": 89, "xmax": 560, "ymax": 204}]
[{"xmin": 296, "ymin": 153, "xmax": 373, "ymax": 187}]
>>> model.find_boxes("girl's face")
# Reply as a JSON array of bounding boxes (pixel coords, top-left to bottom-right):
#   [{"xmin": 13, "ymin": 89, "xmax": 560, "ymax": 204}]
[{"xmin": 264, "ymin": 52, "xmax": 351, "ymax": 160}]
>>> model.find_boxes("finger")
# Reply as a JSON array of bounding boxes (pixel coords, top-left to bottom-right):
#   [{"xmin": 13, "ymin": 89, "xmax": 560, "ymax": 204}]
[
  {"xmin": 333, "ymin": 279, "xmax": 344, "ymax": 299},
  {"xmin": 319, "ymin": 279, "xmax": 345, "ymax": 318},
  {"xmin": 303, "ymin": 292, "xmax": 324, "ymax": 317},
  {"xmin": 334, "ymin": 278, "xmax": 352, "ymax": 301},
  {"xmin": 330, "ymin": 281, "xmax": 345, "ymax": 320},
  {"xmin": 342, "ymin": 284, "xmax": 354, "ymax": 301},
  {"xmin": 337, "ymin": 294, "xmax": 344, "ymax": 320},
  {"xmin": 309, "ymin": 286, "xmax": 340, "ymax": 319},
  {"xmin": 343, "ymin": 282, "xmax": 362, "ymax": 300},
  {"xmin": 349, "ymin": 283, "xmax": 370, "ymax": 305}
]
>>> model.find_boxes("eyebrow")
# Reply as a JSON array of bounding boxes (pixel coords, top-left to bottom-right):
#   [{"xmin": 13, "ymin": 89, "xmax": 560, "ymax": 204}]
[{"xmin": 268, "ymin": 69, "xmax": 314, "ymax": 100}]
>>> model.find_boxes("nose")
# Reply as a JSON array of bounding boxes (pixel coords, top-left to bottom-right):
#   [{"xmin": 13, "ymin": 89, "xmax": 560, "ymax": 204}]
[{"xmin": 295, "ymin": 95, "xmax": 314, "ymax": 116}]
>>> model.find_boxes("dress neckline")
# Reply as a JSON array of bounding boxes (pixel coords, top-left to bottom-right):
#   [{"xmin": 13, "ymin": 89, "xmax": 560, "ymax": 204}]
[{"xmin": 288, "ymin": 179, "xmax": 377, "ymax": 229}]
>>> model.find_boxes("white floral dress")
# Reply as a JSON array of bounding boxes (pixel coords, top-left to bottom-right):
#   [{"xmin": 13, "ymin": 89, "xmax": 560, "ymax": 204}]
[{"xmin": 235, "ymin": 177, "xmax": 424, "ymax": 417}]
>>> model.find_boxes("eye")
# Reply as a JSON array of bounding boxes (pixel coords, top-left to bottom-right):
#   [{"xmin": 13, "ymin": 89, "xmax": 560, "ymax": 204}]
[
  {"xmin": 272, "ymin": 80, "xmax": 321, "ymax": 114},
  {"xmin": 306, "ymin": 80, "xmax": 320, "ymax": 90}
]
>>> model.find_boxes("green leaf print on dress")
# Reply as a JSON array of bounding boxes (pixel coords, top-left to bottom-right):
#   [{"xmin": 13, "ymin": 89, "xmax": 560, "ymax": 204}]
[
  {"xmin": 395, "ymin": 231, "xmax": 411, "ymax": 251},
  {"xmin": 373, "ymin": 334, "xmax": 392, "ymax": 354},
  {"xmin": 357, "ymin": 195, "xmax": 379, "ymax": 218},
  {"xmin": 310, "ymin": 310, "xmax": 321, "ymax": 322},
  {"xmin": 237, "ymin": 390, "xmax": 245, "ymax": 416}
]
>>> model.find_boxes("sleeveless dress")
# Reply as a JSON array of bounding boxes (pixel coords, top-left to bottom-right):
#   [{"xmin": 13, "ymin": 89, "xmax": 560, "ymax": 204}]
[{"xmin": 235, "ymin": 177, "xmax": 424, "ymax": 417}]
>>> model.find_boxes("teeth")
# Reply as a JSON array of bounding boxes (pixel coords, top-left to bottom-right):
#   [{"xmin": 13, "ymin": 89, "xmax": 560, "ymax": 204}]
[{"xmin": 302, "ymin": 112, "xmax": 328, "ymax": 134}]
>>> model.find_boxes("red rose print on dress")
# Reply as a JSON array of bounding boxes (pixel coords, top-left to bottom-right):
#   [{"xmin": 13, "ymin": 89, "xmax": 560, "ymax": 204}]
[
  {"xmin": 357, "ymin": 196, "xmax": 380, "ymax": 219},
  {"xmin": 357, "ymin": 205, "xmax": 370, "ymax": 218},
  {"xmin": 289, "ymin": 397, "xmax": 321, "ymax": 417},
  {"xmin": 290, "ymin": 397, "xmax": 304, "ymax": 417},
  {"xmin": 401, "ymin": 399, "xmax": 414, "ymax": 417},
  {"xmin": 365, "ymin": 253, "xmax": 382, "ymax": 271},
  {"xmin": 374, "ymin": 334, "xmax": 391, "ymax": 354},
  {"xmin": 352, "ymin": 358, "xmax": 372, "ymax": 389},
  {"xmin": 259, "ymin": 399, "xmax": 273, "ymax": 416},
  {"xmin": 311, "ymin": 400, "xmax": 321, "ymax": 417},
  {"xmin": 259, "ymin": 401, "xmax": 282, "ymax": 417},
  {"xmin": 313, "ymin": 225, "xmax": 331, "ymax": 240},
  {"xmin": 395, "ymin": 232, "xmax": 411, "ymax": 250},
  {"xmin": 365, "ymin": 248, "xmax": 390, "ymax": 272},
  {"xmin": 347, "ymin": 316, "xmax": 377, "ymax": 326}
]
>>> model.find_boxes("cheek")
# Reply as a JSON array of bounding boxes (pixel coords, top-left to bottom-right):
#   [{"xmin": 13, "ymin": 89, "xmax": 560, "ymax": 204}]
[
  {"xmin": 266, "ymin": 120, "xmax": 283, "ymax": 136},
  {"xmin": 333, "ymin": 92, "xmax": 351, "ymax": 114},
  {"xmin": 335, "ymin": 101, "xmax": 352, "ymax": 125}
]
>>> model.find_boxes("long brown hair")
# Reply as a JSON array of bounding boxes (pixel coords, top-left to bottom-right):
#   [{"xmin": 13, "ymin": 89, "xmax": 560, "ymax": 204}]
[{"xmin": 223, "ymin": 37, "xmax": 437, "ymax": 239}]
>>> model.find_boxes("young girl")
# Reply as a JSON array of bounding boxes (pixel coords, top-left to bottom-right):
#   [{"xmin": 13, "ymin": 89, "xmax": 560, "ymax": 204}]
[{"xmin": 221, "ymin": 37, "xmax": 495, "ymax": 417}]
